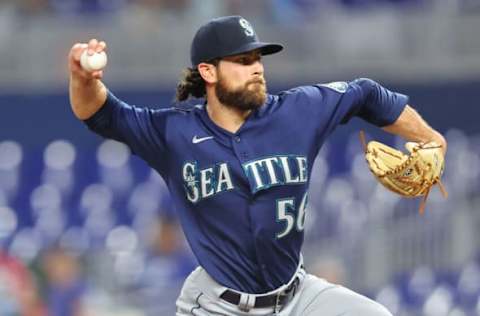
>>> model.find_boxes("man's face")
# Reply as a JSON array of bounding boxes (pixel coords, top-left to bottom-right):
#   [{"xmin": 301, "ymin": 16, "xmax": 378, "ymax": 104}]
[{"xmin": 214, "ymin": 50, "xmax": 267, "ymax": 111}]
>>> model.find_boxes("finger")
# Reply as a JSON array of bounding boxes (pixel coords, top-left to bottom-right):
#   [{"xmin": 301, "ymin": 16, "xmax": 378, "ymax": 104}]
[
  {"xmin": 71, "ymin": 43, "xmax": 85, "ymax": 53},
  {"xmin": 96, "ymin": 41, "xmax": 107, "ymax": 53},
  {"xmin": 92, "ymin": 70, "xmax": 103, "ymax": 79},
  {"xmin": 71, "ymin": 43, "xmax": 88, "ymax": 61},
  {"xmin": 88, "ymin": 38, "xmax": 98, "ymax": 55},
  {"xmin": 69, "ymin": 43, "xmax": 87, "ymax": 74}
]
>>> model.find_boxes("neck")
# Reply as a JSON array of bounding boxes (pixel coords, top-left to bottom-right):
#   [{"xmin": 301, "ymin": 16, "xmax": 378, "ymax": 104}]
[{"xmin": 205, "ymin": 94, "xmax": 251, "ymax": 134}]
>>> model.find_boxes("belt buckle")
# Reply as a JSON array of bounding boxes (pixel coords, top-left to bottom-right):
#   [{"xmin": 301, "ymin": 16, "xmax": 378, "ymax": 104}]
[
  {"xmin": 273, "ymin": 291, "xmax": 284, "ymax": 314},
  {"xmin": 274, "ymin": 278, "xmax": 300, "ymax": 314},
  {"xmin": 273, "ymin": 277, "xmax": 299, "ymax": 313}
]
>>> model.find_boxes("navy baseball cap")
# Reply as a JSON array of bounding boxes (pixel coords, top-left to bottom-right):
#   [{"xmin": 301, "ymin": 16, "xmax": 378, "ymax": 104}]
[{"xmin": 190, "ymin": 16, "xmax": 283, "ymax": 66}]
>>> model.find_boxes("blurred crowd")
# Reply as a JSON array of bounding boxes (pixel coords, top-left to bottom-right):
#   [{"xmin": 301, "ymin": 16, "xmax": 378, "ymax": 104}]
[
  {"xmin": 1, "ymin": 207, "xmax": 196, "ymax": 316},
  {"xmin": 9, "ymin": 0, "xmax": 433, "ymax": 21}
]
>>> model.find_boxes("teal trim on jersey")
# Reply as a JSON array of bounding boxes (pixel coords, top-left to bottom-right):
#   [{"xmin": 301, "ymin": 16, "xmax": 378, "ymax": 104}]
[
  {"xmin": 182, "ymin": 160, "xmax": 201, "ymax": 203},
  {"xmin": 182, "ymin": 160, "xmax": 235, "ymax": 204},
  {"xmin": 295, "ymin": 192, "xmax": 308, "ymax": 232},
  {"xmin": 275, "ymin": 192, "xmax": 308, "ymax": 239},
  {"xmin": 275, "ymin": 197, "xmax": 296, "ymax": 239},
  {"xmin": 241, "ymin": 154, "xmax": 308, "ymax": 194},
  {"xmin": 215, "ymin": 162, "xmax": 235, "ymax": 193}
]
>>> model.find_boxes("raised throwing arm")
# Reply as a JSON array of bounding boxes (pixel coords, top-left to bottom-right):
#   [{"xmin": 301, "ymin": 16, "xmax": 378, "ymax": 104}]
[{"xmin": 68, "ymin": 38, "xmax": 108, "ymax": 120}]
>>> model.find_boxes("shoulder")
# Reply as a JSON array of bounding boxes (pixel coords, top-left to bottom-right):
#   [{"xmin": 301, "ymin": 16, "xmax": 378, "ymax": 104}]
[
  {"xmin": 276, "ymin": 81, "xmax": 355, "ymax": 98},
  {"xmin": 316, "ymin": 79, "xmax": 380, "ymax": 95},
  {"xmin": 282, "ymin": 79, "xmax": 382, "ymax": 100},
  {"xmin": 316, "ymin": 81, "xmax": 349, "ymax": 93},
  {"xmin": 265, "ymin": 79, "xmax": 379, "ymax": 113},
  {"xmin": 273, "ymin": 81, "xmax": 351, "ymax": 105},
  {"xmin": 172, "ymin": 101, "xmax": 205, "ymax": 114},
  {"xmin": 107, "ymin": 91, "xmax": 202, "ymax": 117},
  {"xmin": 145, "ymin": 101, "xmax": 204, "ymax": 121}
]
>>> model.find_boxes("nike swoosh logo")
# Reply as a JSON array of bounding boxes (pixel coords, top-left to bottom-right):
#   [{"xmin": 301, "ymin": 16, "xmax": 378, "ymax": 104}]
[{"xmin": 192, "ymin": 135, "xmax": 214, "ymax": 144}]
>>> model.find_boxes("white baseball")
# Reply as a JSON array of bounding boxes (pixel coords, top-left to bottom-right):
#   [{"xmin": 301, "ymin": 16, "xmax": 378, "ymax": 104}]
[{"xmin": 80, "ymin": 50, "xmax": 107, "ymax": 72}]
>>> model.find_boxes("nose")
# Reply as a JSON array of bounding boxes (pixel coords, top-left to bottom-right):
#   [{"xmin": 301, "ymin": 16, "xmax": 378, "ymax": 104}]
[{"xmin": 252, "ymin": 60, "xmax": 264, "ymax": 77}]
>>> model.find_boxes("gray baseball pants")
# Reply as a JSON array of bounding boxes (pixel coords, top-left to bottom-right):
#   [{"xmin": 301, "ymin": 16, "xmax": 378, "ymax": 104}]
[{"xmin": 176, "ymin": 266, "xmax": 393, "ymax": 316}]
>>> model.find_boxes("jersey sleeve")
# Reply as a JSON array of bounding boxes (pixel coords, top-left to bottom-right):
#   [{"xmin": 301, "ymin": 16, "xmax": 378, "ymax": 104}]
[
  {"xmin": 84, "ymin": 91, "xmax": 170, "ymax": 175},
  {"xmin": 343, "ymin": 78, "xmax": 409, "ymax": 127},
  {"xmin": 281, "ymin": 78, "xmax": 408, "ymax": 139}
]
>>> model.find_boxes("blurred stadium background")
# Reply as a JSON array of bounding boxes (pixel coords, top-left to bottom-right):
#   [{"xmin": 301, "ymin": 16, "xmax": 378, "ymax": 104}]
[{"xmin": 0, "ymin": 0, "xmax": 479, "ymax": 315}]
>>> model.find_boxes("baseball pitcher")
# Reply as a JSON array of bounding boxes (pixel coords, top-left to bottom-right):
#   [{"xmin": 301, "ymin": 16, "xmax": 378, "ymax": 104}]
[{"xmin": 68, "ymin": 16, "xmax": 447, "ymax": 316}]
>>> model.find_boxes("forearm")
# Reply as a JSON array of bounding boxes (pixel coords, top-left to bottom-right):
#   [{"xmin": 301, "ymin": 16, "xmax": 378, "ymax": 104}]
[
  {"xmin": 68, "ymin": 39, "xmax": 108, "ymax": 120},
  {"xmin": 382, "ymin": 105, "xmax": 447, "ymax": 154},
  {"xmin": 69, "ymin": 75, "xmax": 107, "ymax": 120}
]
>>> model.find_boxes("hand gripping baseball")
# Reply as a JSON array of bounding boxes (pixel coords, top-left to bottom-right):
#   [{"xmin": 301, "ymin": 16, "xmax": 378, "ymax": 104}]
[
  {"xmin": 69, "ymin": 38, "xmax": 107, "ymax": 80},
  {"xmin": 80, "ymin": 50, "xmax": 107, "ymax": 72}
]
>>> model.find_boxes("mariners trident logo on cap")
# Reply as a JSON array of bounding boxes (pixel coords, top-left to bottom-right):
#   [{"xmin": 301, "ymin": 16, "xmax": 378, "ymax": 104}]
[
  {"xmin": 190, "ymin": 15, "xmax": 283, "ymax": 66},
  {"xmin": 239, "ymin": 18, "xmax": 255, "ymax": 37}
]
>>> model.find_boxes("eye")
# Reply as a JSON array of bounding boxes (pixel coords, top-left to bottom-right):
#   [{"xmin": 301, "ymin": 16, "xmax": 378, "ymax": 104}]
[
  {"xmin": 230, "ymin": 53, "xmax": 261, "ymax": 65},
  {"xmin": 238, "ymin": 57, "xmax": 250, "ymax": 65},
  {"xmin": 243, "ymin": 55, "xmax": 261, "ymax": 65}
]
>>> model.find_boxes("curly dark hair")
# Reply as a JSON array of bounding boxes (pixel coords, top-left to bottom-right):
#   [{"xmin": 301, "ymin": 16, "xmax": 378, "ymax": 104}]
[{"xmin": 175, "ymin": 60, "xmax": 219, "ymax": 102}]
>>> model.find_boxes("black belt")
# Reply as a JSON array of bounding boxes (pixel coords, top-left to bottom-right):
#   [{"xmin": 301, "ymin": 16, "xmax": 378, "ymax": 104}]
[{"xmin": 220, "ymin": 277, "xmax": 300, "ymax": 309}]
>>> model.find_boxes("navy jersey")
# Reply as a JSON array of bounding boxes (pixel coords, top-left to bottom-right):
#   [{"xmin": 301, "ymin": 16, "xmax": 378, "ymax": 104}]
[{"xmin": 85, "ymin": 78, "xmax": 408, "ymax": 294}]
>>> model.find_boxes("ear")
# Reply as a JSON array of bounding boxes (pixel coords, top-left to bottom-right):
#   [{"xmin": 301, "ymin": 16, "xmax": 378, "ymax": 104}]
[{"xmin": 197, "ymin": 62, "xmax": 218, "ymax": 84}]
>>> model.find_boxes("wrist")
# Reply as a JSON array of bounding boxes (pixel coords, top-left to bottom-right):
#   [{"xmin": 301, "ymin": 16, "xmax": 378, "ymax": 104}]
[
  {"xmin": 70, "ymin": 72, "xmax": 96, "ymax": 87},
  {"xmin": 432, "ymin": 132, "xmax": 447, "ymax": 155}
]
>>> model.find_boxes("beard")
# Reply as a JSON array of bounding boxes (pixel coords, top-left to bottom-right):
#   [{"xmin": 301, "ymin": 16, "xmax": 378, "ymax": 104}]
[{"xmin": 215, "ymin": 75, "xmax": 267, "ymax": 112}]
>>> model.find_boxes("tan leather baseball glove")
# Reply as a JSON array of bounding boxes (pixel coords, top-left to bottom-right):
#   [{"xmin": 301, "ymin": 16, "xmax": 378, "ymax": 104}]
[{"xmin": 360, "ymin": 132, "xmax": 447, "ymax": 214}]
